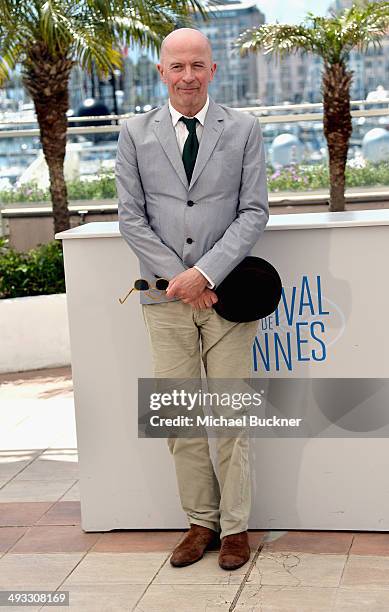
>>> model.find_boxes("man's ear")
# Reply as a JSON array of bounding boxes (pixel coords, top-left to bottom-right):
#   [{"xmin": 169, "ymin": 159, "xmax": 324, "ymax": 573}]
[
  {"xmin": 157, "ymin": 64, "xmax": 166, "ymax": 83},
  {"xmin": 210, "ymin": 63, "xmax": 217, "ymax": 82}
]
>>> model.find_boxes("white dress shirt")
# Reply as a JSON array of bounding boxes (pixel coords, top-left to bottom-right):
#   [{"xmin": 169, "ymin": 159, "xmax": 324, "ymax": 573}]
[{"xmin": 168, "ymin": 96, "xmax": 215, "ymax": 290}]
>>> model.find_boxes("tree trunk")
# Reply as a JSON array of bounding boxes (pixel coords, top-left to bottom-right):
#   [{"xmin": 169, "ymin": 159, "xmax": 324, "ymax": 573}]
[
  {"xmin": 22, "ymin": 42, "xmax": 74, "ymax": 234},
  {"xmin": 322, "ymin": 62, "xmax": 353, "ymax": 212},
  {"xmin": 110, "ymin": 70, "xmax": 119, "ymax": 123}
]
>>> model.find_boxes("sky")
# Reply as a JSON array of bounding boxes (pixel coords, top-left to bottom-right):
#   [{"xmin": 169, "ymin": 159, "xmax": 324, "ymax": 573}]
[{"xmin": 257, "ymin": 0, "xmax": 333, "ymax": 24}]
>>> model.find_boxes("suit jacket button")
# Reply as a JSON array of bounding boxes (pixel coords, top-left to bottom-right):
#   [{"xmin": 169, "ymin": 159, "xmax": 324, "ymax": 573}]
[
  {"xmin": 187, "ymin": 200, "xmax": 194, "ymax": 207},
  {"xmin": 186, "ymin": 237, "xmax": 193, "ymax": 244}
]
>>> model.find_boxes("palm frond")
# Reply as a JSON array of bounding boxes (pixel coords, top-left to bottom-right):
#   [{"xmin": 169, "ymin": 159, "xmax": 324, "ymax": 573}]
[
  {"xmin": 0, "ymin": 0, "xmax": 209, "ymax": 79},
  {"xmin": 235, "ymin": 23, "xmax": 319, "ymax": 59},
  {"xmin": 0, "ymin": 30, "xmax": 24, "ymax": 84},
  {"xmin": 40, "ymin": 0, "xmax": 73, "ymax": 53},
  {"xmin": 236, "ymin": 0, "xmax": 389, "ymax": 65},
  {"xmin": 339, "ymin": 0, "xmax": 389, "ymax": 55}
]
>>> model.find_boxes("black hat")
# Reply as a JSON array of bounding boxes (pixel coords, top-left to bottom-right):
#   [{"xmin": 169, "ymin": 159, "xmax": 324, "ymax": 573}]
[{"xmin": 213, "ymin": 256, "xmax": 282, "ymax": 323}]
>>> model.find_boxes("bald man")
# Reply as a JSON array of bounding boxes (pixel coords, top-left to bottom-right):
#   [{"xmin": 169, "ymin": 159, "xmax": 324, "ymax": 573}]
[{"xmin": 116, "ymin": 28, "xmax": 269, "ymax": 570}]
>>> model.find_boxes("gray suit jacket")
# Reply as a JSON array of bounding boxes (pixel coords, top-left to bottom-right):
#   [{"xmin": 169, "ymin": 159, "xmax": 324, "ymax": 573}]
[{"xmin": 115, "ymin": 96, "xmax": 269, "ymax": 304}]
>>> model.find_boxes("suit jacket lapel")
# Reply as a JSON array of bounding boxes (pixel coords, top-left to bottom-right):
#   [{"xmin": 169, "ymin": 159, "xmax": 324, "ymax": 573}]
[
  {"xmin": 153, "ymin": 103, "xmax": 188, "ymax": 189},
  {"xmin": 152, "ymin": 96, "xmax": 225, "ymax": 191},
  {"xmin": 189, "ymin": 97, "xmax": 224, "ymax": 190}
]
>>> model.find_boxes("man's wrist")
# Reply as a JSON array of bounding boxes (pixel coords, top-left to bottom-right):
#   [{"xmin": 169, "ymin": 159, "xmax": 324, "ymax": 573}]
[{"xmin": 193, "ymin": 266, "xmax": 215, "ymax": 289}]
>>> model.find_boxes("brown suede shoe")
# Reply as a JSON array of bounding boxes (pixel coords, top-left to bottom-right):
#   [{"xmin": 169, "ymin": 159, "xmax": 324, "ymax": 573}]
[
  {"xmin": 219, "ymin": 531, "xmax": 250, "ymax": 570},
  {"xmin": 170, "ymin": 524, "xmax": 218, "ymax": 567}
]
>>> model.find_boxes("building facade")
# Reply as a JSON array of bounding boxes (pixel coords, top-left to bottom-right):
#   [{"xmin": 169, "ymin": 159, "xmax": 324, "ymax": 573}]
[
  {"xmin": 256, "ymin": 50, "xmax": 311, "ymax": 105},
  {"xmin": 193, "ymin": 0, "xmax": 264, "ymax": 106},
  {"xmin": 255, "ymin": 0, "xmax": 389, "ymax": 105}
]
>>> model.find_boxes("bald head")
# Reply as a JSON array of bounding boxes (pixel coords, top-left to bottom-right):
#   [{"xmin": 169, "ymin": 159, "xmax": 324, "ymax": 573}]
[
  {"xmin": 160, "ymin": 28, "xmax": 212, "ymax": 64},
  {"xmin": 157, "ymin": 27, "xmax": 216, "ymax": 117}
]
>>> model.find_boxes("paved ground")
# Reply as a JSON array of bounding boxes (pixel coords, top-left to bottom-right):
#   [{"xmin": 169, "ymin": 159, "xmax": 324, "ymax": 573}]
[{"xmin": 1, "ymin": 367, "xmax": 389, "ymax": 611}]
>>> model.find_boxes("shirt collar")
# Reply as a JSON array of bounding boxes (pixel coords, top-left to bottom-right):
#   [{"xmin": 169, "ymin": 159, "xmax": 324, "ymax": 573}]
[{"xmin": 168, "ymin": 95, "xmax": 209, "ymax": 127}]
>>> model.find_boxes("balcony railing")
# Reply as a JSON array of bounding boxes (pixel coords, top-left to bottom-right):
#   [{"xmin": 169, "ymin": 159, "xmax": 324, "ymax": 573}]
[
  {"xmin": 0, "ymin": 98, "xmax": 389, "ymax": 136},
  {"xmin": 0, "ymin": 99, "xmax": 389, "ymax": 206}
]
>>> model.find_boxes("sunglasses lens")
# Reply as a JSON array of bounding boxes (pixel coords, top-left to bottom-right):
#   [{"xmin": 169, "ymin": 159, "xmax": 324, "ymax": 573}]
[
  {"xmin": 155, "ymin": 279, "xmax": 169, "ymax": 291},
  {"xmin": 134, "ymin": 279, "xmax": 149, "ymax": 291}
]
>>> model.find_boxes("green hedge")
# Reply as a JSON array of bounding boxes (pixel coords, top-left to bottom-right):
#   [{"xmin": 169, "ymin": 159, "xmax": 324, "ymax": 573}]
[
  {"xmin": 1, "ymin": 162, "xmax": 389, "ymax": 203},
  {"xmin": 0, "ymin": 238, "xmax": 65, "ymax": 299}
]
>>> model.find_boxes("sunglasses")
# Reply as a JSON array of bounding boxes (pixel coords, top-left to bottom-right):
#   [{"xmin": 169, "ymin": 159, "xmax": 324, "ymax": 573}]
[{"xmin": 118, "ymin": 278, "xmax": 169, "ymax": 304}]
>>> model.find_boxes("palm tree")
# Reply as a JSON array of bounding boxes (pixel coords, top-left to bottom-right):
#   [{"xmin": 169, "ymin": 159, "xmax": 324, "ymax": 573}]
[
  {"xmin": 0, "ymin": 1, "xmax": 206, "ymax": 234},
  {"xmin": 236, "ymin": 0, "xmax": 389, "ymax": 212}
]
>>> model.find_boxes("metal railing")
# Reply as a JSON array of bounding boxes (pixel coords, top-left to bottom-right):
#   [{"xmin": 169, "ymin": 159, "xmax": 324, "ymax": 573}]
[{"xmin": 0, "ymin": 98, "xmax": 388, "ymax": 138}]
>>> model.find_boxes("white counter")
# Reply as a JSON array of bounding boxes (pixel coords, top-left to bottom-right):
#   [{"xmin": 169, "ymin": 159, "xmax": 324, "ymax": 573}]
[
  {"xmin": 56, "ymin": 209, "xmax": 389, "ymax": 531},
  {"xmin": 57, "ymin": 208, "xmax": 389, "ymax": 239}
]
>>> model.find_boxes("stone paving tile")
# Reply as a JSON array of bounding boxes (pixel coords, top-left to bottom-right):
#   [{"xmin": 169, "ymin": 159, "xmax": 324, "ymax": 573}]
[
  {"xmin": 92, "ymin": 530, "xmax": 183, "ymax": 553},
  {"xmin": 350, "ymin": 533, "xmax": 389, "ymax": 556},
  {"xmin": 63, "ymin": 552, "xmax": 167, "ymax": 586},
  {"xmin": 333, "ymin": 587, "xmax": 389, "ymax": 611},
  {"xmin": 0, "ymin": 366, "xmax": 72, "ymax": 385},
  {"xmin": 154, "ymin": 550, "xmax": 251, "ymax": 585},
  {"xmin": 45, "ymin": 584, "xmax": 146, "ymax": 612},
  {"xmin": 248, "ymin": 531, "xmax": 265, "ymax": 550},
  {"xmin": 9, "ymin": 525, "xmax": 101, "ymax": 554},
  {"xmin": 13, "ymin": 451, "xmax": 79, "ymax": 481},
  {"xmin": 0, "ymin": 405, "xmax": 38, "ymax": 431},
  {"xmin": 341, "ymin": 554, "xmax": 389, "ymax": 589},
  {"xmin": 135, "ymin": 584, "xmax": 250, "ymax": 612},
  {"xmin": 49, "ymin": 429, "xmax": 78, "ymax": 449},
  {"xmin": 0, "ymin": 480, "xmax": 77, "ymax": 503},
  {"xmin": 0, "ymin": 526, "xmax": 28, "ymax": 553},
  {"xmin": 3, "ymin": 367, "xmax": 389, "ymax": 610},
  {"xmin": 0, "ymin": 604, "xmax": 41, "ymax": 612},
  {"xmin": 132, "ymin": 583, "xmax": 389, "ymax": 612},
  {"xmin": 60, "ymin": 481, "xmax": 79, "ymax": 502},
  {"xmin": 0, "ymin": 368, "xmax": 75, "ymax": 451},
  {"xmin": 0, "ymin": 400, "xmax": 75, "ymax": 450},
  {"xmin": 0, "ymin": 502, "xmax": 53, "ymax": 526},
  {"xmin": 0, "ymin": 607, "xmax": 41, "ymax": 611},
  {"xmin": 246, "ymin": 552, "xmax": 346, "ymax": 588},
  {"xmin": 0, "ymin": 528, "xmax": 267, "ymax": 555},
  {"xmin": 0, "ymin": 552, "xmax": 84, "ymax": 590},
  {"xmin": 263, "ymin": 530, "xmax": 353, "ymax": 554},
  {"xmin": 36, "ymin": 501, "xmax": 81, "ymax": 526},
  {"xmin": 0, "ymin": 450, "xmax": 42, "ymax": 481},
  {"xmin": 237, "ymin": 585, "xmax": 337, "ymax": 612}
]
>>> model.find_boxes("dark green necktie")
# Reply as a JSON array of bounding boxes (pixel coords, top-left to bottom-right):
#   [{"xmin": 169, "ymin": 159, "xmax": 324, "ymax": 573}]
[{"xmin": 180, "ymin": 116, "xmax": 199, "ymax": 183}]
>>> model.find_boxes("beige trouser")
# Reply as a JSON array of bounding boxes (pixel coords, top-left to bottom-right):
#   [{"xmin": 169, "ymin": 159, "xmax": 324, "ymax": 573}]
[{"xmin": 142, "ymin": 299, "xmax": 258, "ymax": 539}]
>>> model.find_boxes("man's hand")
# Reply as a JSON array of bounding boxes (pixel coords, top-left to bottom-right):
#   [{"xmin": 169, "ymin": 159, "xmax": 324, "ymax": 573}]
[
  {"xmin": 166, "ymin": 268, "xmax": 209, "ymax": 302},
  {"xmin": 186, "ymin": 288, "xmax": 219, "ymax": 310}
]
